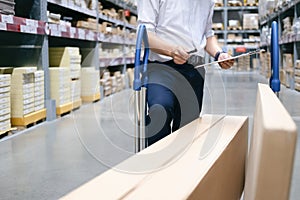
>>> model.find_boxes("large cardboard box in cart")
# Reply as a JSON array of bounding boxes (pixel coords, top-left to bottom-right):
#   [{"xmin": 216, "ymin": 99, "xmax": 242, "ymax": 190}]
[{"xmin": 62, "ymin": 115, "xmax": 249, "ymax": 200}]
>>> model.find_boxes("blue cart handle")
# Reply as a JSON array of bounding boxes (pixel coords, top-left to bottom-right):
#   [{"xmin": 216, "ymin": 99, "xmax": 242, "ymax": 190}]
[
  {"xmin": 134, "ymin": 24, "xmax": 150, "ymax": 91},
  {"xmin": 270, "ymin": 21, "xmax": 280, "ymax": 93}
]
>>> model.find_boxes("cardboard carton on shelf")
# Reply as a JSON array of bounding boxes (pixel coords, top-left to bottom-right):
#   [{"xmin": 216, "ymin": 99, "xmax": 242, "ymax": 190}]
[
  {"xmin": 0, "ymin": 113, "xmax": 10, "ymax": 122},
  {"xmin": 0, "ymin": 96, "xmax": 10, "ymax": 105},
  {"xmin": 0, "ymin": 107, "xmax": 10, "ymax": 116},
  {"xmin": 0, "ymin": 74, "xmax": 11, "ymax": 88},
  {"xmin": 49, "ymin": 47, "xmax": 81, "ymax": 67},
  {"xmin": 296, "ymin": 60, "xmax": 300, "ymax": 69},
  {"xmin": 0, "ymin": 120, "xmax": 11, "ymax": 132},
  {"xmin": 243, "ymin": 14, "xmax": 259, "ymax": 30},
  {"xmin": 81, "ymin": 67, "xmax": 100, "ymax": 99},
  {"xmin": 282, "ymin": 53, "xmax": 294, "ymax": 69}
]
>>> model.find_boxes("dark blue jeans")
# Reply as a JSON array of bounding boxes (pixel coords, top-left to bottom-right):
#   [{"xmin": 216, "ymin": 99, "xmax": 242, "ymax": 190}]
[{"xmin": 145, "ymin": 60, "xmax": 205, "ymax": 146}]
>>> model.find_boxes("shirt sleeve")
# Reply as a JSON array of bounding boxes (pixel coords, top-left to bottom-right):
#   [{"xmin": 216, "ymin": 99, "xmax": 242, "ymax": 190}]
[
  {"xmin": 205, "ymin": 2, "xmax": 215, "ymax": 38},
  {"xmin": 137, "ymin": 0, "xmax": 159, "ymax": 32}
]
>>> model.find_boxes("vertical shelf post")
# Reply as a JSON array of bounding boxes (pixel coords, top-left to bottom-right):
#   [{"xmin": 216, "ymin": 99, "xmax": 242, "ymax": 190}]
[{"xmin": 39, "ymin": 0, "xmax": 56, "ymax": 121}]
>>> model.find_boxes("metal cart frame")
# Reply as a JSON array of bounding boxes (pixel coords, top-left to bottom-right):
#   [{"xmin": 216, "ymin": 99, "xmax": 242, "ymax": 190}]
[{"xmin": 133, "ymin": 25, "xmax": 149, "ymax": 153}]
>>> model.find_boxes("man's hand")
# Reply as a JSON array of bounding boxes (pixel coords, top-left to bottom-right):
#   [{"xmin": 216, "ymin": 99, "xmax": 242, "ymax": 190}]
[
  {"xmin": 171, "ymin": 46, "xmax": 189, "ymax": 64},
  {"xmin": 218, "ymin": 52, "xmax": 234, "ymax": 69}
]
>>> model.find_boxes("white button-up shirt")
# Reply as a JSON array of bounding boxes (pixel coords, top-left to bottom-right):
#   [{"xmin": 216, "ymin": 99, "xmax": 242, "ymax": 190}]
[{"xmin": 137, "ymin": 0, "xmax": 215, "ymax": 62}]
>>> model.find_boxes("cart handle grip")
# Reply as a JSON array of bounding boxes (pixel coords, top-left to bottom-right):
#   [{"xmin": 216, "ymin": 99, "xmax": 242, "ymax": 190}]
[
  {"xmin": 270, "ymin": 21, "xmax": 280, "ymax": 93},
  {"xmin": 134, "ymin": 24, "xmax": 150, "ymax": 91}
]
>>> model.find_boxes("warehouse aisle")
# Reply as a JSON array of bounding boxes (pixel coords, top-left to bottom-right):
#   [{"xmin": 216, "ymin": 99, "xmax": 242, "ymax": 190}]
[{"xmin": 0, "ymin": 67, "xmax": 299, "ymax": 200}]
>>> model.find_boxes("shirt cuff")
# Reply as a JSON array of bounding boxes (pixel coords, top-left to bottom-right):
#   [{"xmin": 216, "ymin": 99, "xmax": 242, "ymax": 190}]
[
  {"xmin": 137, "ymin": 21, "xmax": 156, "ymax": 32},
  {"xmin": 205, "ymin": 30, "xmax": 215, "ymax": 38}
]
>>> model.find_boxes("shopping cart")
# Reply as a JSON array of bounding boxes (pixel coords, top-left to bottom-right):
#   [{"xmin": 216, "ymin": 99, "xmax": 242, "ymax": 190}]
[{"xmin": 133, "ymin": 24, "xmax": 149, "ymax": 153}]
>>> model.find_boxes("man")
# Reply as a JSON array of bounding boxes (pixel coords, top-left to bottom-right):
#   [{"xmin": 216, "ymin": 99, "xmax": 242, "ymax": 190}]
[{"xmin": 137, "ymin": 0, "xmax": 234, "ymax": 146}]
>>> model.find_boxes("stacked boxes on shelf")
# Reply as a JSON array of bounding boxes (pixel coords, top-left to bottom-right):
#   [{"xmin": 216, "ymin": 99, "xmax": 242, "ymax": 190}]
[
  {"xmin": 282, "ymin": 53, "xmax": 294, "ymax": 88},
  {"xmin": 236, "ymin": 55, "xmax": 251, "ymax": 71},
  {"xmin": 34, "ymin": 71, "xmax": 45, "ymax": 112},
  {"xmin": 114, "ymin": 71, "xmax": 125, "ymax": 92},
  {"xmin": 0, "ymin": 0, "xmax": 15, "ymax": 15},
  {"xmin": 260, "ymin": 51, "xmax": 271, "ymax": 78},
  {"xmin": 11, "ymin": 67, "xmax": 36, "ymax": 119},
  {"xmin": 100, "ymin": 71, "xmax": 112, "ymax": 97},
  {"xmin": 126, "ymin": 68, "xmax": 134, "ymax": 88},
  {"xmin": 243, "ymin": 14, "xmax": 259, "ymax": 30},
  {"xmin": 295, "ymin": 60, "xmax": 300, "ymax": 91},
  {"xmin": 100, "ymin": 71, "xmax": 126, "ymax": 97},
  {"xmin": 0, "ymin": 73, "xmax": 11, "ymax": 134},
  {"xmin": 68, "ymin": 0, "xmax": 98, "ymax": 10},
  {"xmin": 49, "ymin": 47, "xmax": 82, "ymax": 110},
  {"xmin": 49, "ymin": 68, "xmax": 72, "ymax": 114},
  {"xmin": 282, "ymin": 17, "xmax": 293, "ymax": 38},
  {"xmin": 81, "ymin": 67, "xmax": 100, "ymax": 102}
]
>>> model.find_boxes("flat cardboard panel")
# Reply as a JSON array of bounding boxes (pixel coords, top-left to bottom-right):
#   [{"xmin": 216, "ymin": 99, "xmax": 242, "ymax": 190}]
[
  {"xmin": 244, "ymin": 84, "xmax": 298, "ymax": 200},
  {"xmin": 61, "ymin": 115, "xmax": 248, "ymax": 200},
  {"xmin": 124, "ymin": 116, "xmax": 248, "ymax": 200}
]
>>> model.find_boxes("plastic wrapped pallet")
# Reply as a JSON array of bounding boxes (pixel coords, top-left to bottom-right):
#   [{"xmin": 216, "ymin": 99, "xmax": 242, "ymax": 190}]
[
  {"xmin": 49, "ymin": 68, "xmax": 71, "ymax": 106},
  {"xmin": 126, "ymin": 68, "xmax": 134, "ymax": 88},
  {"xmin": 0, "ymin": 74, "xmax": 11, "ymax": 133},
  {"xmin": 11, "ymin": 67, "xmax": 37, "ymax": 118},
  {"xmin": 34, "ymin": 71, "xmax": 45, "ymax": 112},
  {"xmin": 81, "ymin": 67, "xmax": 100, "ymax": 101},
  {"xmin": 71, "ymin": 79, "xmax": 81, "ymax": 101}
]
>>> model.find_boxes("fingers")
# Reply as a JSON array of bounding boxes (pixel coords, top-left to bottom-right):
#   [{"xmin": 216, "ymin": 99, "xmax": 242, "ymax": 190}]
[
  {"xmin": 171, "ymin": 46, "xmax": 189, "ymax": 64},
  {"xmin": 218, "ymin": 53, "xmax": 234, "ymax": 69}
]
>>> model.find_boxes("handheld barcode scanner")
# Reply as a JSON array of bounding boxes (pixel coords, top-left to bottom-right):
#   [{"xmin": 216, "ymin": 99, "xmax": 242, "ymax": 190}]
[{"xmin": 134, "ymin": 25, "xmax": 149, "ymax": 153}]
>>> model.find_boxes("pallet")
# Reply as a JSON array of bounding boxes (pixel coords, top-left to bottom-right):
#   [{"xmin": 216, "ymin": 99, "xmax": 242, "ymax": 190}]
[
  {"xmin": 0, "ymin": 127, "xmax": 17, "ymax": 139},
  {"xmin": 0, "ymin": 127, "xmax": 13, "ymax": 136},
  {"xmin": 56, "ymin": 102, "xmax": 73, "ymax": 116},
  {"xmin": 244, "ymin": 27, "xmax": 259, "ymax": 30},
  {"xmin": 215, "ymin": 2, "xmax": 224, "ymax": 7},
  {"xmin": 295, "ymin": 83, "xmax": 300, "ymax": 92},
  {"xmin": 228, "ymin": 26, "xmax": 242, "ymax": 30},
  {"xmin": 11, "ymin": 109, "xmax": 47, "ymax": 127},
  {"xmin": 72, "ymin": 99, "xmax": 82, "ymax": 110},
  {"xmin": 245, "ymin": 3, "xmax": 258, "ymax": 6},
  {"xmin": 82, "ymin": 93, "xmax": 101, "ymax": 103},
  {"xmin": 213, "ymin": 27, "xmax": 224, "ymax": 30},
  {"xmin": 228, "ymin": 1, "xmax": 243, "ymax": 6}
]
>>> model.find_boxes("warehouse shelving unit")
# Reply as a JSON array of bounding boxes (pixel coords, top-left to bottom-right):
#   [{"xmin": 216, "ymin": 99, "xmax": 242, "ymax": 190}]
[
  {"xmin": 213, "ymin": 0, "xmax": 260, "ymax": 50},
  {"xmin": 212, "ymin": 0, "xmax": 260, "ymax": 70},
  {"xmin": 259, "ymin": 0, "xmax": 300, "ymax": 91},
  {"xmin": 0, "ymin": 0, "xmax": 137, "ymax": 125}
]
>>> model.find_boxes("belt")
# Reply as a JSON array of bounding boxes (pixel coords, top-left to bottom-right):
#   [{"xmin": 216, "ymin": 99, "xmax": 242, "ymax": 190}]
[{"xmin": 187, "ymin": 55, "xmax": 205, "ymax": 67}]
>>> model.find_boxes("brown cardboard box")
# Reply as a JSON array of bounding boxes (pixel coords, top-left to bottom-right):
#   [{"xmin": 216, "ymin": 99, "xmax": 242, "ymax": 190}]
[
  {"xmin": 296, "ymin": 60, "xmax": 300, "ymax": 69},
  {"xmin": 244, "ymin": 84, "xmax": 297, "ymax": 200},
  {"xmin": 283, "ymin": 53, "xmax": 294, "ymax": 69},
  {"xmin": 243, "ymin": 14, "xmax": 259, "ymax": 30},
  {"xmin": 61, "ymin": 115, "xmax": 248, "ymax": 200}
]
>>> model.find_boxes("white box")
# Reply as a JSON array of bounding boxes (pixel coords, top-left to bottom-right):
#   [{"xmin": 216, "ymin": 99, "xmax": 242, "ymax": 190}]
[
  {"xmin": 0, "ymin": 86, "xmax": 10, "ymax": 93},
  {"xmin": 0, "ymin": 79, "xmax": 10, "ymax": 88},
  {"xmin": 0, "ymin": 113, "xmax": 10, "ymax": 122},
  {"xmin": 0, "ymin": 107, "xmax": 10, "ymax": 116},
  {"xmin": 35, "ymin": 104, "xmax": 45, "ymax": 112},
  {"xmin": 0, "ymin": 97, "xmax": 10, "ymax": 104}
]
